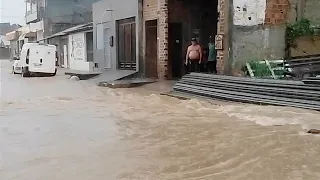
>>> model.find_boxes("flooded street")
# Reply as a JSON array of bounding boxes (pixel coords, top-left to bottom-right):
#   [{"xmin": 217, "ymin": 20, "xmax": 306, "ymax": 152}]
[{"xmin": 1, "ymin": 59, "xmax": 320, "ymax": 179}]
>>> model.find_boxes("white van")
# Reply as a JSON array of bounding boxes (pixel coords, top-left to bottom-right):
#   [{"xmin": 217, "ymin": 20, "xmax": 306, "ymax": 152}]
[{"xmin": 16, "ymin": 43, "xmax": 57, "ymax": 77}]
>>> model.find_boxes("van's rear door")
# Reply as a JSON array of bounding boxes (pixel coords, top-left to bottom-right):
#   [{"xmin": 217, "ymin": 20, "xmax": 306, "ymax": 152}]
[{"xmin": 29, "ymin": 45, "xmax": 56, "ymax": 73}]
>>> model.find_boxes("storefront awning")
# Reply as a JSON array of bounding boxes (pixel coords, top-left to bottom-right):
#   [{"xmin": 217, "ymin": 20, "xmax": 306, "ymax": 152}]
[
  {"xmin": 6, "ymin": 31, "xmax": 19, "ymax": 41},
  {"xmin": 18, "ymin": 32, "xmax": 37, "ymax": 41}
]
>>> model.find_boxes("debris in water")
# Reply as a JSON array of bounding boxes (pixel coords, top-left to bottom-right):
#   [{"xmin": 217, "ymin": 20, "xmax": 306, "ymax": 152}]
[
  {"xmin": 70, "ymin": 76, "xmax": 80, "ymax": 81},
  {"xmin": 307, "ymin": 129, "xmax": 320, "ymax": 134}
]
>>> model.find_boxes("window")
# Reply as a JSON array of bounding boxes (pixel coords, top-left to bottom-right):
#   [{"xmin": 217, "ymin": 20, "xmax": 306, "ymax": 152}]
[{"xmin": 96, "ymin": 24, "xmax": 104, "ymax": 50}]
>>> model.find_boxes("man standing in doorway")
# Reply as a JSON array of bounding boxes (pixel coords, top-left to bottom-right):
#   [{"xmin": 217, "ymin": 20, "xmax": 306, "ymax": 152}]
[
  {"xmin": 207, "ymin": 36, "xmax": 217, "ymax": 73},
  {"xmin": 185, "ymin": 38, "xmax": 202, "ymax": 72}
]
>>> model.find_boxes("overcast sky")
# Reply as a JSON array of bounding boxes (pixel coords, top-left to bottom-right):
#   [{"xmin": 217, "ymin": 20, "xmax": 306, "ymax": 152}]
[{"xmin": 0, "ymin": 0, "xmax": 25, "ymax": 25}]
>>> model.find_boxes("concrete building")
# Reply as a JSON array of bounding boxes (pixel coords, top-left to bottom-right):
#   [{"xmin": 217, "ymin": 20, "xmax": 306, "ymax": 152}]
[
  {"xmin": 25, "ymin": 0, "xmax": 98, "ymax": 67},
  {"xmin": 0, "ymin": 35, "xmax": 10, "ymax": 48},
  {"xmin": 0, "ymin": 23, "xmax": 20, "ymax": 35},
  {"xmin": 6, "ymin": 31, "xmax": 20, "ymax": 59},
  {"xmin": 25, "ymin": 0, "xmax": 99, "ymax": 40},
  {"xmin": 142, "ymin": 0, "xmax": 320, "ymax": 79},
  {"xmin": 25, "ymin": 0, "xmax": 45, "ymax": 41},
  {"xmin": 91, "ymin": 0, "xmax": 227, "ymax": 79},
  {"xmin": 230, "ymin": 0, "xmax": 320, "ymax": 72},
  {"xmin": 142, "ymin": 0, "xmax": 227, "ymax": 79},
  {"xmin": 0, "ymin": 35, "xmax": 10, "ymax": 59},
  {"xmin": 42, "ymin": 0, "xmax": 99, "ymax": 37},
  {"xmin": 6, "ymin": 25, "xmax": 37, "ymax": 59},
  {"xmin": 92, "ymin": 0, "xmax": 140, "ymax": 77},
  {"xmin": 43, "ymin": 23, "xmax": 94, "ymax": 71}
]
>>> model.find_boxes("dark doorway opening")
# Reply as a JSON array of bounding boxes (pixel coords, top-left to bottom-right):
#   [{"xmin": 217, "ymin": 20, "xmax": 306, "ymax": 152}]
[
  {"xmin": 169, "ymin": 22, "xmax": 183, "ymax": 79},
  {"xmin": 86, "ymin": 32, "xmax": 93, "ymax": 62},
  {"xmin": 168, "ymin": 0, "xmax": 219, "ymax": 76},
  {"xmin": 117, "ymin": 17, "xmax": 136, "ymax": 70},
  {"xmin": 145, "ymin": 20, "xmax": 158, "ymax": 78}
]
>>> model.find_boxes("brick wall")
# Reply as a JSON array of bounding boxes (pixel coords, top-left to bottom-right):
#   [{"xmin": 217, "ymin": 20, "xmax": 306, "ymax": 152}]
[
  {"xmin": 216, "ymin": 0, "xmax": 226, "ymax": 74},
  {"xmin": 143, "ymin": 0, "xmax": 159, "ymax": 20},
  {"xmin": 265, "ymin": 0, "xmax": 290, "ymax": 25},
  {"xmin": 143, "ymin": 0, "xmax": 227, "ymax": 78},
  {"xmin": 168, "ymin": 0, "xmax": 188, "ymax": 23},
  {"xmin": 158, "ymin": 0, "xmax": 169, "ymax": 79},
  {"xmin": 143, "ymin": 0, "xmax": 169, "ymax": 79}
]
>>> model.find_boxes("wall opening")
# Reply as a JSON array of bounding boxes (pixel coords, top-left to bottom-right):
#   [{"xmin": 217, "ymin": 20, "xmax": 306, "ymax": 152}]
[
  {"xmin": 168, "ymin": 0, "xmax": 219, "ymax": 78},
  {"xmin": 145, "ymin": 19, "xmax": 158, "ymax": 78},
  {"xmin": 60, "ymin": 37, "xmax": 68, "ymax": 68},
  {"xmin": 116, "ymin": 17, "xmax": 136, "ymax": 70},
  {"xmin": 86, "ymin": 32, "xmax": 93, "ymax": 62}
]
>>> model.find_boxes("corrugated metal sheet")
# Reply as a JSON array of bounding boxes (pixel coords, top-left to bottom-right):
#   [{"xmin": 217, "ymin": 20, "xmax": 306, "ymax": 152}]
[{"xmin": 173, "ymin": 73, "xmax": 320, "ymax": 111}]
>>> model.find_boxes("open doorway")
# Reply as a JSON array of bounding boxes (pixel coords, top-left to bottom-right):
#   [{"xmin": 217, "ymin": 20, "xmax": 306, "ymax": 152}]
[
  {"xmin": 169, "ymin": 23, "xmax": 183, "ymax": 79},
  {"xmin": 86, "ymin": 32, "xmax": 94, "ymax": 62},
  {"xmin": 168, "ymin": 0, "xmax": 219, "ymax": 77},
  {"xmin": 145, "ymin": 20, "xmax": 158, "ymax": 78}
]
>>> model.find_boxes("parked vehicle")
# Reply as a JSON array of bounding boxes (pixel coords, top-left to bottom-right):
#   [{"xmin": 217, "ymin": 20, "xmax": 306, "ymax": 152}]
[
  {"xmin": 14, "ymin": 43, "xmax": 57, "ymax": 77},
  {"xmin": 12, "ymin": 56, "xmax": 22, "ymax": 74}
]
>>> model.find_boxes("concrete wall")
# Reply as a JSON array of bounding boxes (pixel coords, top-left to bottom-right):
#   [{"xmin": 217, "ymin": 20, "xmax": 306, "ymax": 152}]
[
  {"xmin": 68, "ymin": 32, "xmax": 94, "ymax": 71},
  {"xmin": 232, "ymin": 25, "xmax": 286, "ymax": 68},
  {"xmin": 304, "ymin": 0, "xmax": 320, "ymax": 25},
  {"xmin": 44, "ymin": 0, "xmax": 98, "ymax": 36},
  {"xmin": 290, "ymin": 35, "xmax": 320, "ymax": 57},
  {"xmin": 233, "ymin": 0, "xmax": 266, "ymax": 26},
  {"xmin": 287, "ymin": 0, "xmax": 320, "ymax": 57},
  {"xmin": 48, "ymin": 36, "xmax": 63, "ymax": 66},
  {"xmin": 0, "ymin": 48, "xmax": 10, "ymax": 59},
  {"xmin": 8, "ymin": 41, "xmax": 19, "ymax": 59},
  {"xmin": 231, "ymin": 0, "xmax": 291, "ymax": 69},
  {"xmin": 231, "ymin": 0, "xmax": 267, "ymax": 68},
  {"xmin": 92, "ymin": 0, "xmax": 139, "ymax": 70}
]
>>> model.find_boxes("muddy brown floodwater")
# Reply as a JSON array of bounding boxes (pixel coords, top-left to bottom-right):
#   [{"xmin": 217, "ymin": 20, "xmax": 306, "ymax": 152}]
[{"xmin": 1, "ymin": 60, "xmax": 320, "ymax": 180}]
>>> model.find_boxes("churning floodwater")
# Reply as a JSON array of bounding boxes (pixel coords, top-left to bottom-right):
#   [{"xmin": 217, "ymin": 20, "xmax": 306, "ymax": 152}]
[{"xmin": 1, "ymin": 60, "xmax": 320, "ymax": 179}]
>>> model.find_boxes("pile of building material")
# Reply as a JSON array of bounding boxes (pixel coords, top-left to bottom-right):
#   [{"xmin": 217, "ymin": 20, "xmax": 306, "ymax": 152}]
[
  {"xmin": 302, "ymin": 76, "xmax": 320, "ymax": 85},
  {"xmin": 285, "ymin": 55, "xmax": 320, "ymax": 79},
  {"xmin": 246, "ymin": 59, "xmax": 285, "ymax": 79},
  {"xmin": 173, "ymin": 73, "xmax": 320, "ymax": 111},
  {"xmin": 246, "ymin": 55, "xmax": 320, "ymax": 80}
]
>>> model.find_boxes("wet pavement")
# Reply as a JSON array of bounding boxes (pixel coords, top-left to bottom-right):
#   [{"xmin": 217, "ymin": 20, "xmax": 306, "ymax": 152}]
[{"xmin": 1, "ymin": 60, "xmax": 320, "ymax": 180}]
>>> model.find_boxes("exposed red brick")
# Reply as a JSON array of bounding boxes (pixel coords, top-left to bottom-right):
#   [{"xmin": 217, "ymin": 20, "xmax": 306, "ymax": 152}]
[{"xmin": 265, "ymin": 0, "xmax": 290, "ymax": 25}]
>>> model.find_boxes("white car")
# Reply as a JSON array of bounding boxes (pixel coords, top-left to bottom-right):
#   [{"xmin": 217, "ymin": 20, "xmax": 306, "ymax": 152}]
[{"xmin": 12, "ymin": 57, "xmax": 22, "ymax": 74}]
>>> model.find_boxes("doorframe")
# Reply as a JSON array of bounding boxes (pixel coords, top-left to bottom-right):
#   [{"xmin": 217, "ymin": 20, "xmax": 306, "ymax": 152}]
[
  {"xmin": 60, "ymin": 37, "xmax": 69, "ymax": 68},
  {"xmin": 145, "ymin": 19, "xmax": 158, "ymax": 78},
  {"xmin": 103, "ymin": 27, "xmax": 112, "ymax": 69},
  {"xmin": 63, "ymin": 45, "xmax": 68, "ymax": 68},
  {"xmin": 116, "ymin": 17, "xmax": 136, "ymax": 70}
]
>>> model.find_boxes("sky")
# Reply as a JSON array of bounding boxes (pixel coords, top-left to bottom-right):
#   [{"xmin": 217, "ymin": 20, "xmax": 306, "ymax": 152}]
[{"xmin": 0, "ymin": 0, "xmax": 25, "ymax": 25}]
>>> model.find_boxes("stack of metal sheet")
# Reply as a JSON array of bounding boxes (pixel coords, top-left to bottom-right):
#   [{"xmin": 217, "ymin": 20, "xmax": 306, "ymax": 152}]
[
  {"xmin": 173, "ymin": 73, "xmax": 320, "ymax": 111},
  {"xmin": 302, "ymin": 77, "xmax": 320, "ymax": 85}
]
